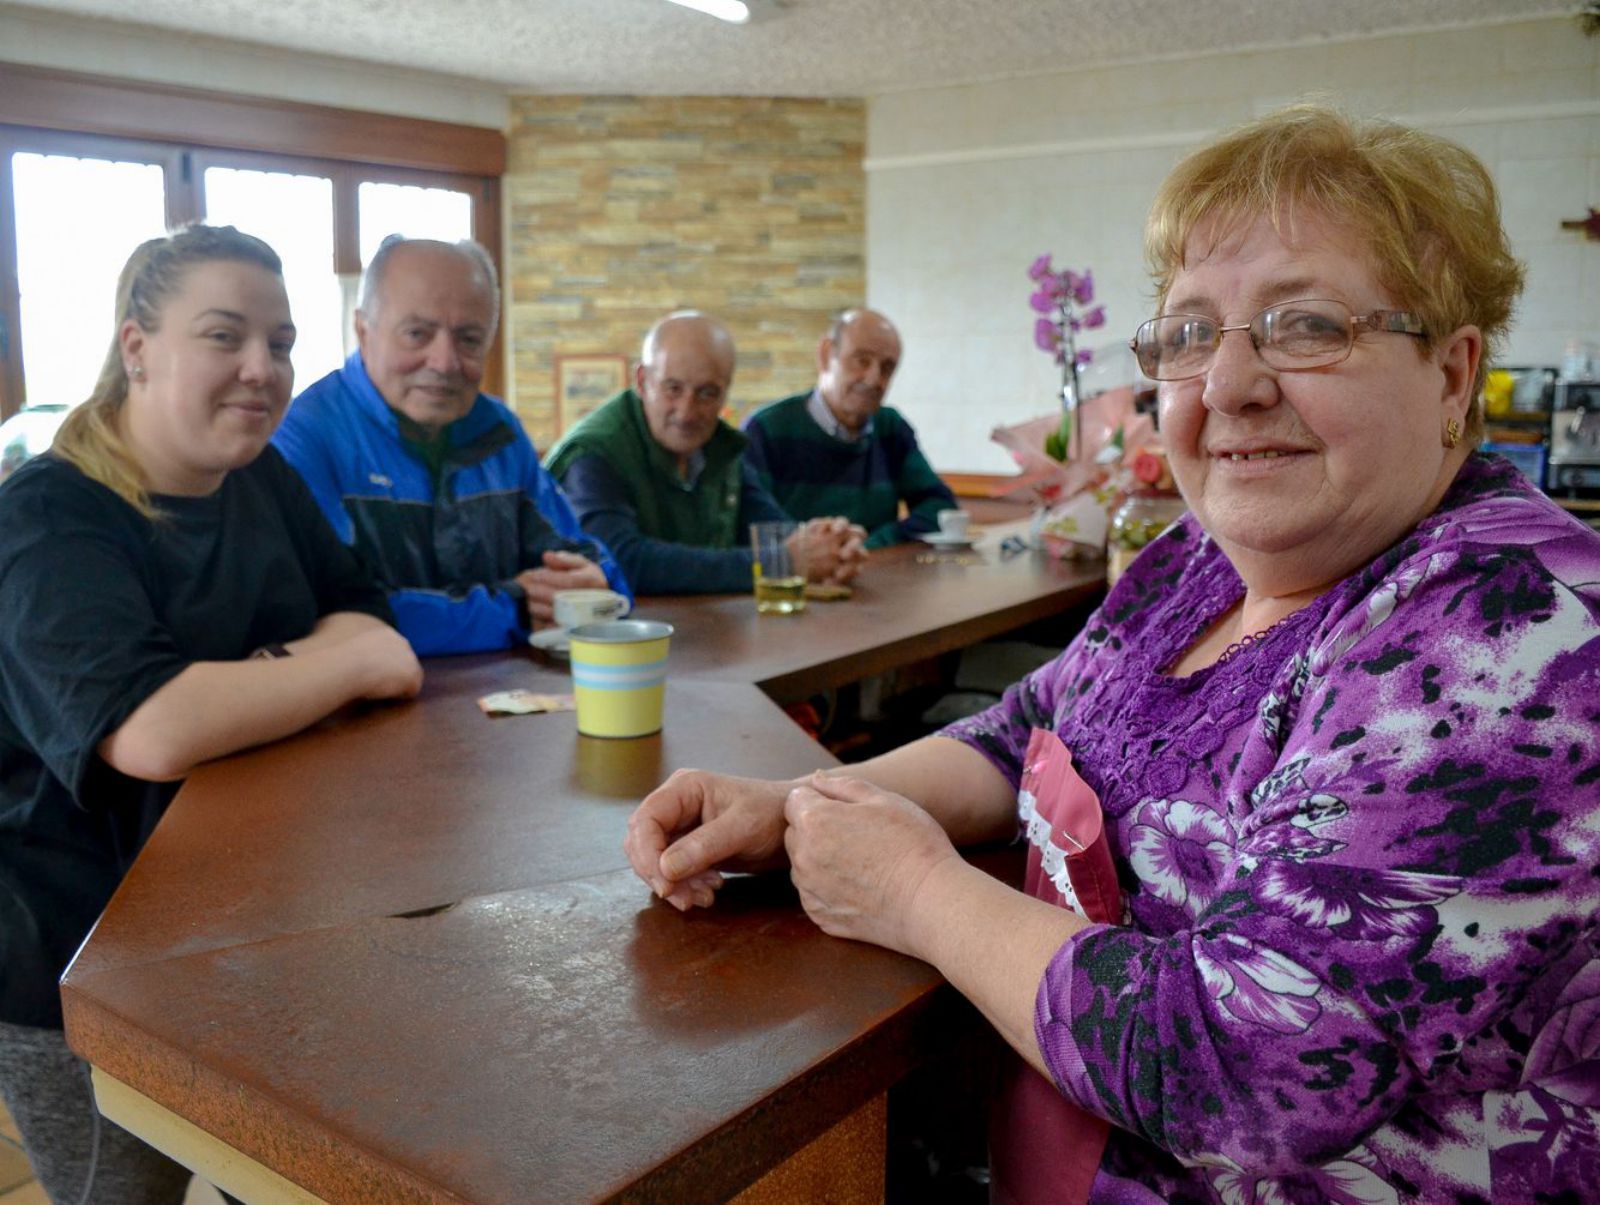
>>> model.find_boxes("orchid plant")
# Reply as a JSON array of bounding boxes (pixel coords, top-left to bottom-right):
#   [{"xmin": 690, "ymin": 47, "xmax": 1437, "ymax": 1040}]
[{"xmin": 1028, "ymin": 254, "xmax": 1106, "ymax": 462}]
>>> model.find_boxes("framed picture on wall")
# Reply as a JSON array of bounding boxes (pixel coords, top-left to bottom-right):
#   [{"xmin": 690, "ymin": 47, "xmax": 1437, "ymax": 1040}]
[{"xmin": 556, "ymin": 354, "xmax": 629, "ymax": 433}]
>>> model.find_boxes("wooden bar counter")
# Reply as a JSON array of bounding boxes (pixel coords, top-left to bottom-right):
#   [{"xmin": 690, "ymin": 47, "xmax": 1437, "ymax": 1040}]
[{"xmin": 60, "ymin": 537, "xmax": 1103, "ymax": 1203}]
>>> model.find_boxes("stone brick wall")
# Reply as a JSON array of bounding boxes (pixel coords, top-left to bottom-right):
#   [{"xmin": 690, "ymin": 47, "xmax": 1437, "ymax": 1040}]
[{"xmin": 504, "ymin": 95, "xmax": 864, "ymax": 448}]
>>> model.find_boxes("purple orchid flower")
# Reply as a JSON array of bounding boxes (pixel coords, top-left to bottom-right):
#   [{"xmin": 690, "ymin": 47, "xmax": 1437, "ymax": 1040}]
[
  {"xmin": 1075, "ymin": 347, "xmax": 1094, "ymax": 367},
  {"xmin": 1028, "ymin": 253, "xmax": 1054, "ymax": 282},
  {"xmin": 1029, "ymin": 288, "xmax": 1058, "ymax": 314},
  {"xmin": 1082, "ymin": 305, "xmax": 1106, "ymax": 330},
  {"xmin": 1072, "ymin": 270, "xmax": 1095, "ymax": 305},
  {"xmin": 1034, "ymin": 317, "xmax": 1061, "ymax": 352}
]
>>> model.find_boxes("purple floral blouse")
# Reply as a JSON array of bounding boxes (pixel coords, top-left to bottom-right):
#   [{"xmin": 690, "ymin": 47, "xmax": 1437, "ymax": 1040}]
[{"xmin": 944, "ymin": 455, "xmax": 1600, "ymax": 1201}]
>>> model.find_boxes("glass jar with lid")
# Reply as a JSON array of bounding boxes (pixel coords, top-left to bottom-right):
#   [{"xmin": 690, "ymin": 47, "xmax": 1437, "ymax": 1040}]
[{"xmin": 1107, "ymin": 490, "xmax": 1186, "ymax": 585}]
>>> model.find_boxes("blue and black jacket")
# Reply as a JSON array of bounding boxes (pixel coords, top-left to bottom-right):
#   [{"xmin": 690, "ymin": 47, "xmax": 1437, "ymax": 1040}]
[{"xmin": 274, "ymin": 353, "xmax": 628, "ymax": 656}]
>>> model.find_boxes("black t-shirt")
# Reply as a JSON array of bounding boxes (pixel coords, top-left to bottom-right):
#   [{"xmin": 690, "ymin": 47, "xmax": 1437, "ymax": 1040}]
[{"xmin": 0, "ymin": 447, "xmax": 392, "ymax": 1027}]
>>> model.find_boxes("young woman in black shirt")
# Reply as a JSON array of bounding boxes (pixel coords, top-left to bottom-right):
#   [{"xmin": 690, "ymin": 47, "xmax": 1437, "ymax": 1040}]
[{"xmin": 0, "ymin": 225, "xmax": 423, "ymax": 1202}]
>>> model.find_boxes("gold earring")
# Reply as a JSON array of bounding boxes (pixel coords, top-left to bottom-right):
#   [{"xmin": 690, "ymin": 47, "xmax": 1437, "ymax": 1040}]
[{"xmin": 1443, "ymin": 418, "xmax": 1461, "ymax": 449}]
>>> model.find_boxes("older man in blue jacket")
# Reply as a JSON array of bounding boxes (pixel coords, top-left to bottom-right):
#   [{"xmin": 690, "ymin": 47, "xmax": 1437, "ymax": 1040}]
[{"xmin": 275, "ymin": 237, "xmax": 627, "ymax": 656}]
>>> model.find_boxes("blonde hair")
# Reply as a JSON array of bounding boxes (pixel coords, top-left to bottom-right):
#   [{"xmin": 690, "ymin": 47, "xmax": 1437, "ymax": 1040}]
[
  {"xmin": 1145, "ymin": 104, "xmax": 1525, "ymax": 441},
  {"xmin": 52, "ymin": 225, "xmax": 283, "ymax": 516}
]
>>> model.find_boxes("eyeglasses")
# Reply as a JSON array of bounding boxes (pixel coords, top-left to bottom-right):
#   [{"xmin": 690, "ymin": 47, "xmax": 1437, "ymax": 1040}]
[{"xmin": 1129, "ymin": 298, "xmax": 1427, "ymax": 382}]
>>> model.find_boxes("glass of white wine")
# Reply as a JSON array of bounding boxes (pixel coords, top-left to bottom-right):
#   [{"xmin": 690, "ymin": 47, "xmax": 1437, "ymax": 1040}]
[{"xmin": 750, "ymin": 520, "xmax": 806, "ymax": 615}]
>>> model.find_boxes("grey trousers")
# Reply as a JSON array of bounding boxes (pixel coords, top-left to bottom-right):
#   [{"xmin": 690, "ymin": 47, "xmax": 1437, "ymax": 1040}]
[{"xmin": 0, "ymin": 1019, "xmax": 191, "ymax": 1205}]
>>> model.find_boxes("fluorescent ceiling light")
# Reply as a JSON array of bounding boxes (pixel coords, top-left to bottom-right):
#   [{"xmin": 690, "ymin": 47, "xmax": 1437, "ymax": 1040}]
[{"xmin": 663, "ymin": 0, "xmax": 751, "ymax": 22}]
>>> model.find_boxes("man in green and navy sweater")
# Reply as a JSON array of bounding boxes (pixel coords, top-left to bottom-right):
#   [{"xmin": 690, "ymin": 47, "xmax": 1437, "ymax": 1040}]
[
  {"xmin": 743, "ymin": 309, "xmax": 957, "ymax": 549},
  {"xmin": 545, "ymin": 312, "xmax": 866, "ymax": 595}
]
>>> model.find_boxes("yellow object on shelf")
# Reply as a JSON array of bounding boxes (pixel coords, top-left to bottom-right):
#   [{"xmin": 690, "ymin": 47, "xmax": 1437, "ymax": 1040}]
[{"xmin": 1483, "ymin": 369, "xmax": 1514, "ymax": 419}]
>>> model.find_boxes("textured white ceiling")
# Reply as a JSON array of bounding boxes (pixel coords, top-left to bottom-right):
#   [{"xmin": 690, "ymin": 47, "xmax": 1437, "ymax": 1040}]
[{"xmin": 1, "ymin": 0, "xmax": 1579, "ymax": 95}]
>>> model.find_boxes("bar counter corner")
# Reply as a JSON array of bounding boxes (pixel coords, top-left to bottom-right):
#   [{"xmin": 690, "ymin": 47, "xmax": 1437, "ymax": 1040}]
[{"xmin": 62, "ymin": 537, "xmax": 1104, "ymax": 1203}]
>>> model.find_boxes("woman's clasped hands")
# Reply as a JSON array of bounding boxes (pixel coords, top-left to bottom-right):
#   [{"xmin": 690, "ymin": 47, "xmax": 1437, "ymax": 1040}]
[
  {"xmin": 784, "ymin": 774, "xmax": 963, "ymax": 959},
  {"xmin": 626, "ymin": 766, "xmax": 963, "ymax": 962}
]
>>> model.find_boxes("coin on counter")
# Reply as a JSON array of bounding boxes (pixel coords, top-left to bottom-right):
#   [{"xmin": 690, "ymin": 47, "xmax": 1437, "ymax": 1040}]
[{"xmin": 803, "ymin": 582, "xmax": 853, "ymax": 601}]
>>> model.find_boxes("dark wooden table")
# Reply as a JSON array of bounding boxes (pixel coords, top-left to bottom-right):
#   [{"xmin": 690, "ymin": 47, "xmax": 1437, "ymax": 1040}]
[
  {"xmin": 656, "ymin": 534, "xmax": 1096, "ymax": 703},
  {"xmin": 61, "ymin": 537, "xmax": 1104, "ymax": 1203}
]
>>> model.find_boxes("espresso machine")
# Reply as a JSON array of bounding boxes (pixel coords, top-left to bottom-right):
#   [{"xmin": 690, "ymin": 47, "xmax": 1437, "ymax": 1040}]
[{"xmin": 1548, "ymin": 378, "xmax": 1600, "ymax": 498}]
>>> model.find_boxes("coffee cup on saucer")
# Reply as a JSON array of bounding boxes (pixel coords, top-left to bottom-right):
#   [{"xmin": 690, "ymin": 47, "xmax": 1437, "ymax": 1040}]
[
  {"xmin": 531, "ymin": 589, "xmax": 631, "ymax": 653},
  {"xmin": 936, "ymin": 509, "xmax": 970, "ymax": 540},
  {"xmin": 554, "ymin": 589, "xmax": 630, "ymax": 628}
]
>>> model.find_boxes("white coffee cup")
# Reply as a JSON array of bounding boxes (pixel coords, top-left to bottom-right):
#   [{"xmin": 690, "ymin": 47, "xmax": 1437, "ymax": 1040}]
[
  {"xmin": 936, "ymin": 508, "xmax": 970, "ymax": 539},
  {"xmin": 553, "ymin": 588, "xmax": 631, "ymax": 629}
]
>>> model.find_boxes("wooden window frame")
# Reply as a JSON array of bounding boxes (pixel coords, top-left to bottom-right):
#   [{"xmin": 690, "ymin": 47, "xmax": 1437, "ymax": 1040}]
[{"xmin": 0, "ymin": 63, "xmax": 505, "ymax": 418}]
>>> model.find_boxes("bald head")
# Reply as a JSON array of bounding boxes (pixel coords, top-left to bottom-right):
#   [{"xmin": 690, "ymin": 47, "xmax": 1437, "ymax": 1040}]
[
  {"xmin": 818, "ymin": 308, "xmax": 901, "ymax": 434},
  {"xmin": 635, "ymin": 311, "xmax": 736, "ymax": 466},
  {"xmin": 640, "ymin": 311, "xmax": 735, "ymax": 378}
]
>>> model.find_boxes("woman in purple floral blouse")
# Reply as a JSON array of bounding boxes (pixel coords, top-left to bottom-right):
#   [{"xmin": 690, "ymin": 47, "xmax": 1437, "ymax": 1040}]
[{"xmin": 625, "ymin": 105, "xmax": 1600, "ymax": 1202}]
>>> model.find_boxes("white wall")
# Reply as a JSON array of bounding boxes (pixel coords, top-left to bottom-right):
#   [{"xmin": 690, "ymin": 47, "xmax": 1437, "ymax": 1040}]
[
  {"xmin": 867, "ymin": 17, "xmax": 1600, "ymax": 473},
  {"xmin": 0, "ymin": 6, "xmax": 508, "ymax": 129}
]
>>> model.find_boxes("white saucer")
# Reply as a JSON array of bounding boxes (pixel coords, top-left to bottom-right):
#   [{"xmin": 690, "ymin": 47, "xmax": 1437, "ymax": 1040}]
[
  {"xmin": 528, "ymin": 627, "xmax": 571, "ymax": 656},
  {"xmin": 916, "ymin": 531, "xmax": 980, "ymax": 550}
]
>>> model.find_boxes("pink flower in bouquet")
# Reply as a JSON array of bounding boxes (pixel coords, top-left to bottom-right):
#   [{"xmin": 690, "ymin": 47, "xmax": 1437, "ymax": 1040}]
[
  {"xmin": 1129, "ymin": 447, "xmax": 1175, "ymax": 492},
  {"xmin": 1131, "ymin": 449, "xmax": 1163, "ymax": 484},
  {"xmin": 1034, "ymin": 317, "xmax": 1061, "ymax": 353}
]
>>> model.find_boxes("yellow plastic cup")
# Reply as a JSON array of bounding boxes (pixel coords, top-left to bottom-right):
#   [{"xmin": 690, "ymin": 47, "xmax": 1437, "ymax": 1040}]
[{"xmin": 568, "ymin": 619, "xmax": 674, "ymax": 739}]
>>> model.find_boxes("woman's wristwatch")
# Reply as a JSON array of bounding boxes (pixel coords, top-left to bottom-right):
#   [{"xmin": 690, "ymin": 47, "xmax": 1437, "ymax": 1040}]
[{"xmin": 250, "ymin": 643, "xmax": 292, "ymax": 660}]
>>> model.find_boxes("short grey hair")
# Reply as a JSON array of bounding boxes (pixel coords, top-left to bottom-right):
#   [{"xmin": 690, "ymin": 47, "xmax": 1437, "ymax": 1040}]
[{"xmin": 359, "ymin": 235, "xmax": 500, "ymax": 328}]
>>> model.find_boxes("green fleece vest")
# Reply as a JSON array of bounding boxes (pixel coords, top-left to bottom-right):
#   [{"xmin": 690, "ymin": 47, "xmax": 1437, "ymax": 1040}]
[{"xmin": 544, "ymin": 390, "xmax": 747, "ymax": 549}]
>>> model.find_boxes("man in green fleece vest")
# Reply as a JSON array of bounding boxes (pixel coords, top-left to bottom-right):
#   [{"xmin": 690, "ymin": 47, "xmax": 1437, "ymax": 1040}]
[
  {"xmin": 545, "ymin": 312, "xmax": 866, "ymax": 595},
  {"xmin": 743, "ymin": 309, "xmax": 957, "ymax": 547}
]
